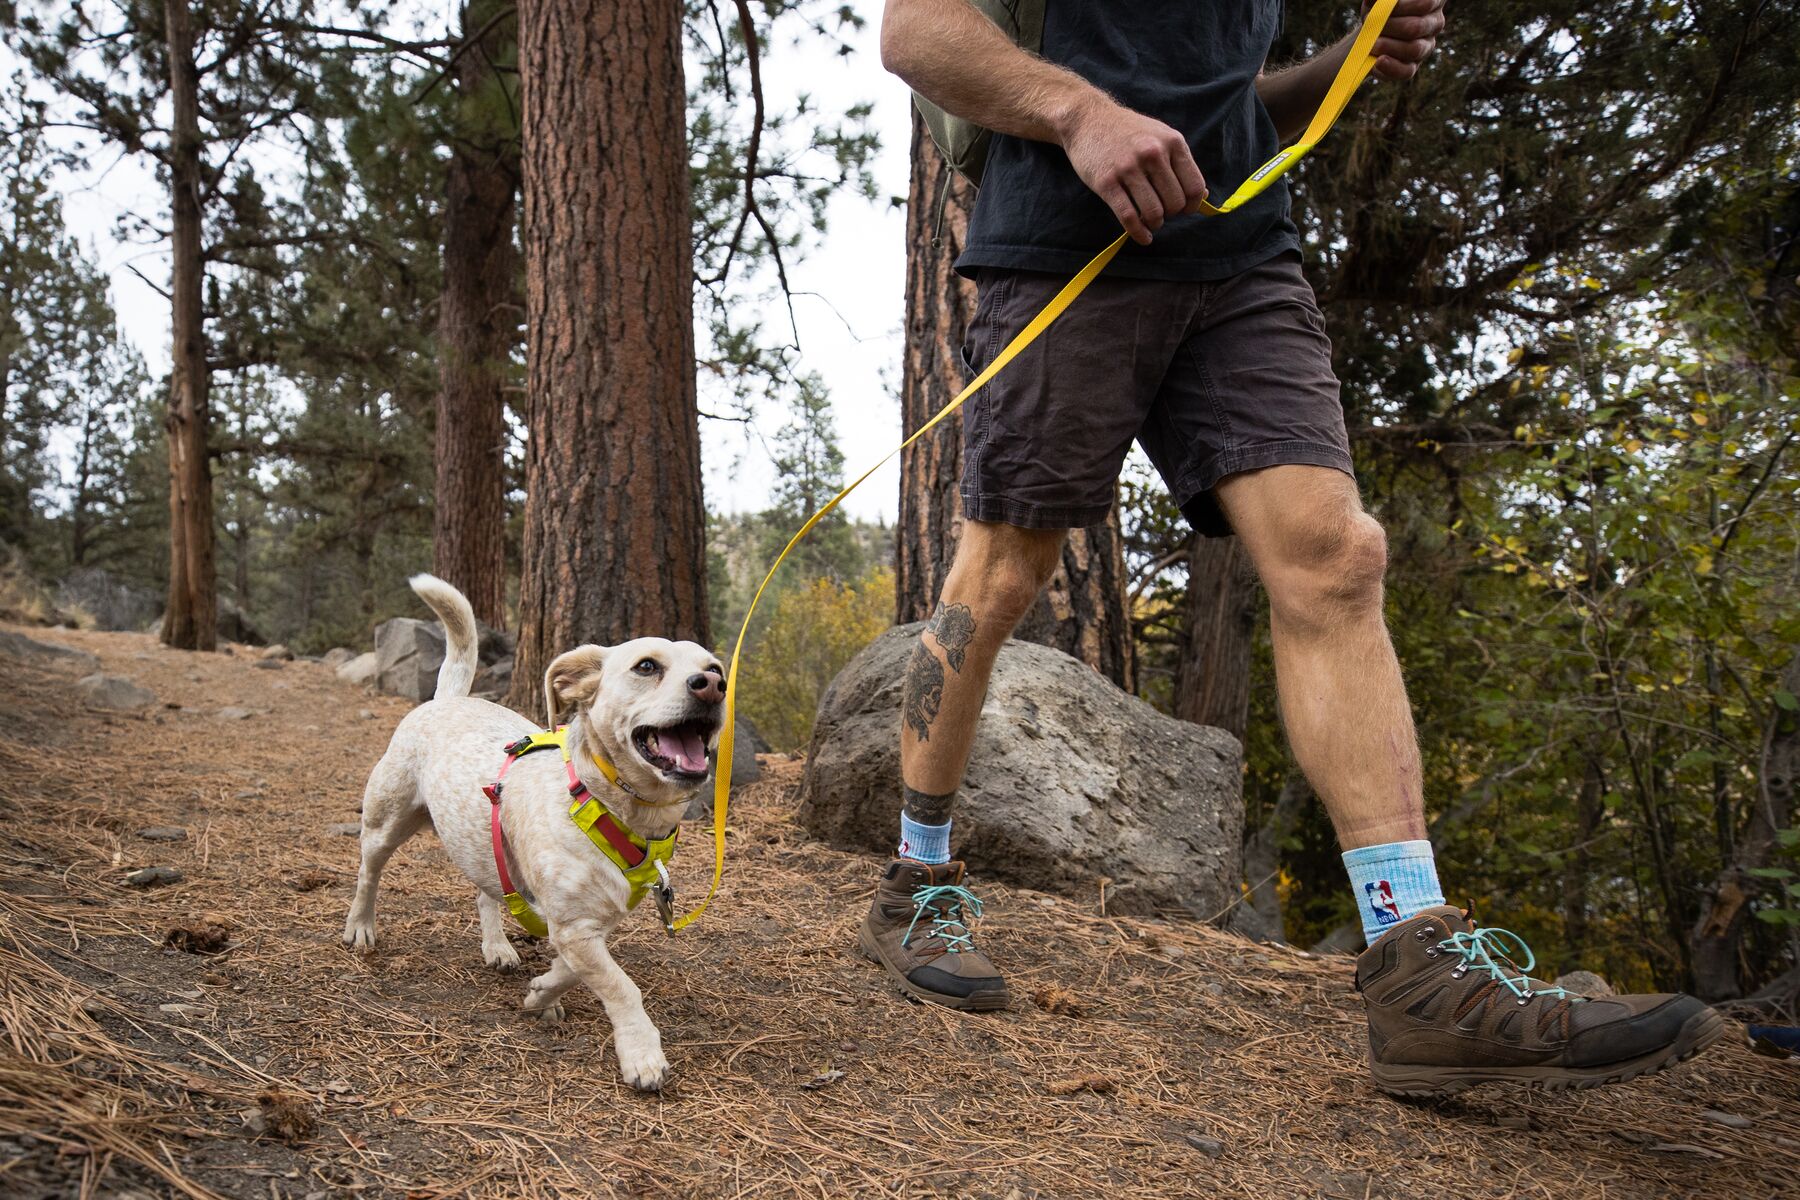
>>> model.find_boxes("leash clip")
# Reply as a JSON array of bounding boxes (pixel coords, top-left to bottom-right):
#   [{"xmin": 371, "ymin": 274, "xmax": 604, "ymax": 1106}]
[{"xmin": 653, "ymin": 859, "xmax": 677, "ymax": 937}]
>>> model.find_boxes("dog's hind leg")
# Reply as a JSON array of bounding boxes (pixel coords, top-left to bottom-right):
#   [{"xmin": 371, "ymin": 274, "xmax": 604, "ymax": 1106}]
[
  {"xmin": 476, "ymin": 889, "xmax": 522, "ymax": 971},
  {"xmin": 342, "ymin": 751, "xmax": 429, "ymax": 951},
  {"xmin": 548, "ymin": 918, "xmax": 669, "ymax": 1091}
]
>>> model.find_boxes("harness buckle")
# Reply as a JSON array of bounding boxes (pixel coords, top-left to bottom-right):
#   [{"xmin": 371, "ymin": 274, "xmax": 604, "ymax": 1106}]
[
  {"xmin": 482, "ymin": 783, "xmax": 502, "ymax": 804},
  {"xmin": 653, "ymin": 860, "xmax": 676, "ymax": 937},
  {"xmin": 504, "ymin": 735, "xmax": 535, "ymax": 757}
]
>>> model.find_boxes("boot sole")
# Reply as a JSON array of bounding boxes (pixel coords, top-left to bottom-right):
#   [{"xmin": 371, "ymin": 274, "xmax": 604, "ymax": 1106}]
[
  {"xmin": 857, "ymin": 919, "xmax": 1010, "ymax": 1012},
  {"xmin": 1370, "ymin": 1006, "xmax": 1728, "ymax": 1098}
]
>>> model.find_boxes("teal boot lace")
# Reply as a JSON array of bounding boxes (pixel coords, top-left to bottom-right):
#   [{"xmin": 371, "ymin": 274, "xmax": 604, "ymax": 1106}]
[
  {"xmin": 1437, "ymin": 926, "xmax": 1578, "ymax": 1003},
  {"xmin": 904, "ymin": 884, "xmax": 984, "ymax": 954}
]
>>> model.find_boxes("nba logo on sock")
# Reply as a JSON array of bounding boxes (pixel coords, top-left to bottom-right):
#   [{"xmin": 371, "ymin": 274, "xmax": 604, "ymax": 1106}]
[{"xmin": 1366, "ymin": 880, "xmax": 1402, "ymax": 926}]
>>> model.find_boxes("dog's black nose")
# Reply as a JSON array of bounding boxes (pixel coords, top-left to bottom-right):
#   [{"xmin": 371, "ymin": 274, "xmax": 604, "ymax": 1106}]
[{"xmin": 687, "ymin": 672, "xmax": 725, "ymax": 703}]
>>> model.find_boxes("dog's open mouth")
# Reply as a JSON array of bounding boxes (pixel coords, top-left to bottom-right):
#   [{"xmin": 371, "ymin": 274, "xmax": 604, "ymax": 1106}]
[{"xmin": 631, "ymin": 718, "xmax": 717, "ymax": 781}]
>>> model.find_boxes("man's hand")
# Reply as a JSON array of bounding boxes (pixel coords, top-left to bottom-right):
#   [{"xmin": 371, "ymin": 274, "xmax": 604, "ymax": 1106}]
[
  {"xmin": 1365, "ymin": 0, "xmax": 1446, "ymax": 81},
  {"xmin": 1057, "ymin": 95, "xmax": 1209, "ymax": 246}
]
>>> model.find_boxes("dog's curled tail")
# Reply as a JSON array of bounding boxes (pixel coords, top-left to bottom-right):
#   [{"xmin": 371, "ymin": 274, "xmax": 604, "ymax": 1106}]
[{"xmin": 408, "ymin": 574, "xmax": 480, "ymax": 700}]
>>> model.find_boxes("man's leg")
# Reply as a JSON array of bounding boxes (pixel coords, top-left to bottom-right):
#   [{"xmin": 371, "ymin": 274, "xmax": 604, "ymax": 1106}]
[
  {"xmin": 1217, "ymin": 463, "xmax": 1723, "ymax": 1095},
  {"xmin": 898, "ymin": 520, "xmax": 1067, "ymax": 852},
  {"xmin": 1214, "ymin": 465, "xmax": 1442, "ymax": 944},
  {"xmin": 858, "ymin": 519, "xmax": 1065, "ymax": 1010}
]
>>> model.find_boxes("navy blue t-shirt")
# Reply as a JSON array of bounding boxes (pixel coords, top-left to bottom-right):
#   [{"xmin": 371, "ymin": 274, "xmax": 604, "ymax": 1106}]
[{"xmin": 957, "ymin": 0, "xmax": 1299, "ymax": 281}]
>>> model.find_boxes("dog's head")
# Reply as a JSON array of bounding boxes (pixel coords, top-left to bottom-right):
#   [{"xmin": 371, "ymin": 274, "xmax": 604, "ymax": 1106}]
[{"xmin": 543, "ymin": 639, "xmax": 726, "ymax": 802}]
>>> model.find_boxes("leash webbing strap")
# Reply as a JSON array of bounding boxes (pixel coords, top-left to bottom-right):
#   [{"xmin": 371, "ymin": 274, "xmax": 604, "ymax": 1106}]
[{"xmin": 676, "ymin": 0, "xmax": 1399, "ymax": 932}]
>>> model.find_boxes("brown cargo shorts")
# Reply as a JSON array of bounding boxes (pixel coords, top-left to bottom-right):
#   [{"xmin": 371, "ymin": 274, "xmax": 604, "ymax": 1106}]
[{"xmin": 958, "ymin": 250, "xmax": 1352, "ymax": 536}]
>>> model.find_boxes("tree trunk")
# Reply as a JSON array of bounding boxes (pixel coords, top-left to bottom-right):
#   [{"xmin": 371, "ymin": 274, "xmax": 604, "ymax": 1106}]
[
  {"xmin": 1559, "ymin": 754, "xmax": 1606, "ymax": 972},
  {"xmin": 895, "ymin": 111, "xmax": 1132, "ymax": 690},
  {"xmin": 433, "ymin": 0, "xmax": 518, "ymax": 629},
  {"xmin": 509, "ymin": 0, "xmax": 706, "ymax": 715},
  {"xmin": 159, "ymin": 0, "xmax": 216, "ymax": 652},
  {"xmin": 1175, "ymin": 534, "xmax": 1257, "ymax": 741},
  {"xmin": 1690, "ymin": 654, "xmax": 1800, "ymax": 999}
]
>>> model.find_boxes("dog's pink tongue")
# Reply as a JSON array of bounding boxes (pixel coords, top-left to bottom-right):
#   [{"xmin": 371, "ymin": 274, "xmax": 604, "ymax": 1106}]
[{"xmin": 661, "ymin": 728, "xmax": 708, "ymax": 773}]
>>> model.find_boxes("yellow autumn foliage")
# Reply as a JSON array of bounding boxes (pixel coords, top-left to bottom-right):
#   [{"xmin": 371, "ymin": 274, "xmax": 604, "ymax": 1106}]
[{"xmin": 734, "ymin": 567, "xmax": 895, "ymax": 752}]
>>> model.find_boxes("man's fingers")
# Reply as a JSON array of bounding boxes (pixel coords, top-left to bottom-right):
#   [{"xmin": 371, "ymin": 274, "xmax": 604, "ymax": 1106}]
[
  {"xmin": 1099, "ymin": 182, "xmax": 1151, "ymax": 245},
  {"xmin": 1121, "ymin": 169, "xmax": 1166, "ymax": 235},
  {"xmin": 1141, "ymin": 153, "xmax": 1188, "ymax": 225},
  {"xmin": 1170, "ymin": 147, "xmax": 1209, "ymax": 213},
  {"xmin": 1379, "ymin": 13, "xmax": 1445, "ymax": 41},
  {"xmin": 1372, "ymin": 55, "xmax": 1421, "ymax": 81},
  {"xmin": 1372, "ymin": 35, "xmax": 1435, "ymax": 64}
]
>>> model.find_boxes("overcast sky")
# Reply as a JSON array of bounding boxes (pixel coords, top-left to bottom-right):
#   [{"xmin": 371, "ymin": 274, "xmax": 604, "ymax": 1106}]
[{"xmin": 44, "ymin": 4, "xmax": 915, "ymax": 524}]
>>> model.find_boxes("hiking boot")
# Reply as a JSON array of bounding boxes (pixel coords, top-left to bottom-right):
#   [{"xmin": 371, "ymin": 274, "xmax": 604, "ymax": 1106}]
[
  {"xmin": 1357, "ymin": 905, "xmax": 1726, "ymax": 1097},
  {"xmin": 859, "ymin": 859, "xmax": 1008, "ymax": 1011}
]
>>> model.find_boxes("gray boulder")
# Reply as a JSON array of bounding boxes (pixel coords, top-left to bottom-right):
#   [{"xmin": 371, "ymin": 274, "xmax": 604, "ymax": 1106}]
[
  {"xmin": 796, "ymin": 624, "xmax": 1244, "ymax": 919},
  {"xmin": 473, "ymin": 654, "xmax": 513, "ymax": 699},
  {"xmin": 336, "ymin": 651, "xmax": 379, "ymax": 688},
  {"xmin": 57, "ymin": 567, "xmax": 159, "ymax": 632},
  {"xmin": 1552, "ymin": 969, "xmax": 1616, "ymax": 999},
  {"xmin": 0, "ymin": 629, "xmax": 101, "ymax": 674},
  {"xmin": 76, "ymin": 673, "xmax": 157, "ymax": 711},
  {"xmin": 733, "ymin": 717, "xmax": 770, "ymax": 785},
  {"xmin": 374, "ymin": 617, "xmax": 445, "ymax": 702},
  {"xmin": 321, "ymin": 647, "xmax": 357, "ymax": 669}
]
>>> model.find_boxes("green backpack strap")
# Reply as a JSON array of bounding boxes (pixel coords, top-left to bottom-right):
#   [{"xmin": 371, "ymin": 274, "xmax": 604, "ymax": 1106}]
[{"xmin": 911, "ymin": 0, "xmax": 1046, "ymax": 188}]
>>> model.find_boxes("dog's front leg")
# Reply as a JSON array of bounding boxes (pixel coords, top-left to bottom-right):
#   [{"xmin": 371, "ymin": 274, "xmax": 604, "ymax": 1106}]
[{"xmin": 550, "ymin": 918, "xmax": 669, "ymax": 1092}]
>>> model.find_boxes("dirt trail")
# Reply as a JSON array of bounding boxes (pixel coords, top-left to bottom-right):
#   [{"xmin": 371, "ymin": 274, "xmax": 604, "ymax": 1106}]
[{"xmin": 0, "ymin": 625, "xmax": 1792, "ymax": 1198}]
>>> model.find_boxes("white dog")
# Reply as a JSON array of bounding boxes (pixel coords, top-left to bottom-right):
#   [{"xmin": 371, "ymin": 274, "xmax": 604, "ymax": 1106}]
[{"xmin": 343, "ymin": 575, "xmax": 724, "ymax": 1090}]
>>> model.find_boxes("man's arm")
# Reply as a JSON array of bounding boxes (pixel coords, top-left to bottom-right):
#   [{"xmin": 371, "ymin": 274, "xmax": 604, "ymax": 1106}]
[
  {"xmin": 1257, "ymin": 0, "xmax": 1447, "ymax": 143},
  {"xmin": 882, "ymin": 0, "xmax": 1207, "ymax": 245}
]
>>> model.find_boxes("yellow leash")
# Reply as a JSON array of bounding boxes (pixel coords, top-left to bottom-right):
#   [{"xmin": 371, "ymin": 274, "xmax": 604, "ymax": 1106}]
[{"xmin": 672, "ymin": 0, "xmax": 1400, "ymax": 931}]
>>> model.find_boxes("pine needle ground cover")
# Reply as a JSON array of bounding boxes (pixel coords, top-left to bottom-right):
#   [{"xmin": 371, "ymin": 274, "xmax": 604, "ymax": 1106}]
[{"xmin": 0, "ymin": 626, "xmax": 1791, "ymax": 1198}]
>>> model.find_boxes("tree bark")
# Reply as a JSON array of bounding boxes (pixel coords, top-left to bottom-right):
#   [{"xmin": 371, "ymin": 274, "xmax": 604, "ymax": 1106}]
[
  {"xmin": 433, "ymin": 0, "xmax": 518, "ymax": 629},
  {"xmin": 508, "ymin": 0, "xmax": 706, "ymax": 715},
  {"xmin": 159, "ymin": 0, "xmax": 216, "ymax": 652},
  {"xmin": 1174, "ymin": 534, "xmax": 1257, "ymax": 741},
  {"xmin": 1690, "ymin": 654, "xmax": 1800, "ymax": 999},
  {"xmin": 895, "ymin": 111, "xmax": 1133, "ymax": 690}
]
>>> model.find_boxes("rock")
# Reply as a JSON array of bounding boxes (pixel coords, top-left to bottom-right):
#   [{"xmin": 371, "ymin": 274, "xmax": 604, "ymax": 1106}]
[
  {"xmin": 126, "ymin": 866, "xmax": 183, "ymax": 887},
  {"xmin": 0, "ymin": 629, "xmax": 101, "ymax": 674},
  {"xmin": 327, "ymin": 822, "xmax": 361, "ymax": 837},
  {"xmin": 797, "ymin": 625, "xmax": 1243, "ymax": 918},
  {"xmin": 1182, "ymin": 1133, "xmax": 1225, "ymax": 1157},
  {"xmin": 357, "ymin": 709, "xmax": 376, "ymax": 720},
  {"xmin": 321, "ymin": 647, "xmax": 357, "ymax": 669},
  {"xmin": 57, "ymin": 567, "xmax": 160, "ymax": 632},
  {"xmin": 473, "ymin": 654, "xmax": 513, "ymax": 698},
  {"xmin": 215, "ymin": 706, "xmax": 254, "ymax": 720},
  {"xmin": 259, "ymin": 644, "xmax": 294, "ymax": 661},
  {"xmin": 476, "ymin": 621, "xmax": 515, "ymax": 664},
  {"xmin": 336, "ymin": 651, "xmax": 379, "ymax": 687},
  {"xmin": 1552, "ymin": 969, "xmax": 1616, "ymax": 999},
  {"xmin": 76, "ymin": 673, "xmax": 157, "ymax": 711},
  {"xmin": 374, "ymin": 617, "xmax": 445, "ymax": 701},
  {"xmin": 250, "ymin": 658, "xmax": 285, "ymax": 671},
  {"xmin": 137, "ymin": 827, "xmax": 188, "ymax": 842}
]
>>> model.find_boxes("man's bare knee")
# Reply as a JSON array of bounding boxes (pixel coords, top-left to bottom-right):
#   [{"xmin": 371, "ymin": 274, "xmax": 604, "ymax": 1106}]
[
  {"xmin": 1262, "ymin": 508, "xmax": 1388, "ymax": 630},
  {"xmin": 949, "ymin": 522, "xmax": 1064, "ymax": 624}
]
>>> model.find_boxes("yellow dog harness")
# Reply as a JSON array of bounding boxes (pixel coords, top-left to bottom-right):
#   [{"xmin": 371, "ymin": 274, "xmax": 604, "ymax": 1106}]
[
  {"xmin": 484, "ymin": 727, "xmax": 679, "ymax": 938},
  {"xmin": 676, "ymin": 0, "xmax": 1405, "ymax": 932}
]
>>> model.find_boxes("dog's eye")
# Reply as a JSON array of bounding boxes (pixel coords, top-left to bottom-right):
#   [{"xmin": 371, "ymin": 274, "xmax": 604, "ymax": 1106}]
[{"xmin": 633, "ymin": 658, "xmax": 660, "ymax": 676}]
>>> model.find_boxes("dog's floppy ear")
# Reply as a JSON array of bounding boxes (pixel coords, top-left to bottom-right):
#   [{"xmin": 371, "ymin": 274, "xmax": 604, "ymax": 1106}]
[{"xmin": 543, "ymin": 644, "xmax": 607, "ymax": 726}]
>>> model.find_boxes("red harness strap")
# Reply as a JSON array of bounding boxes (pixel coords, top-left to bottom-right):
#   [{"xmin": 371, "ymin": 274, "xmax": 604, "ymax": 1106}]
[
  {"xmin": 483, "ymin": 745, "xmax": 528, "ymax": 898},
  {"xmin": 566, "ymin": 771, "xmax": 646, "ymax": 867}
]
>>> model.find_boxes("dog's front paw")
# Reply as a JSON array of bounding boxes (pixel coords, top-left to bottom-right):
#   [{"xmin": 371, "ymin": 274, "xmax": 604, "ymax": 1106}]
[
  {"xmin": 483, "ymin": 938, "xmax": 522, "ymax": 972},
  {"xmin": 614, "ymin": 1025, "xmax": 669, "ymax": 1092},
  {"xmin": 342, "ymin": 918, "xmax": 376, "ymax": 951}
]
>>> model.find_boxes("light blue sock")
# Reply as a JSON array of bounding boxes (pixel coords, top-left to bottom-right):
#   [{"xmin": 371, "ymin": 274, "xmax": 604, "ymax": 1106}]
[
  {"xmin": 1342, "ymin": 840, "xmax": 1445, "ymax": 946},
  {"xmin": 898, "ymin": 813, "xmax": 951, "ymax": 865}
]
